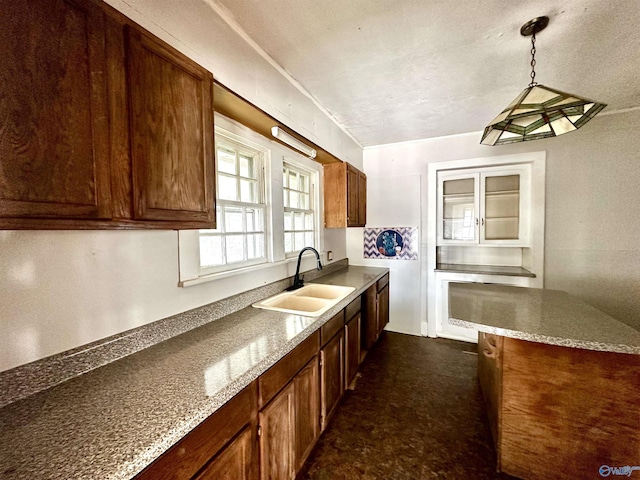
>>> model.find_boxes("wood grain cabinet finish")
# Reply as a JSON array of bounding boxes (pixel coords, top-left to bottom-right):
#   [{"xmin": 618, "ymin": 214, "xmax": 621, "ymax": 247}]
[
  {"xmin": 323, "ymin": 162, "xmax": 366, "ymax": 228},
  {"xmin": 0, "ymin": 0, "xmax": 216, "ymax": 229},
  {"xmin": 0, "ymin": 0, "xmax": 111, "ymax": 222},
  {"xmin": 259, "ymin": 381, "xmax": 296, "ymax": 480},
  {"xmin": 125, "ymin": 26, "xmax": 215, "ymax": 224},
  {"xmin": 194, "ymin": 426, "xmax": 253, "ymax": 480},
  {"xmin": 294, "ymin": 358, "xmax": 320, "ymax": 471},
  {"xmin": 320, "ymin": 330, "xmax": 344, "ymax": 431},
  {"xmin": 135, "ymin": 381, "xmax": 258, "ymax": 480},
  {"xmin": 362, "ymin": 274, "xmax": 390, "ymax": 352},
  {"xmin": 259, "ymin": 356, "xmax": 320, "ymax": 480},
  {"xmin": 344, "ymin": 313, "xmax": 361, "ymax": 389},
  {"xmin": 478, "ymin": 335, "xmax": 640, "ymax": 480}
]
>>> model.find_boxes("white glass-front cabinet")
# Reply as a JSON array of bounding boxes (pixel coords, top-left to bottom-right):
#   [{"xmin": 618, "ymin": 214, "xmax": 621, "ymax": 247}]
[{"xmin": 437, "ymin": 165, "xmax": 530, "ymax": 246}]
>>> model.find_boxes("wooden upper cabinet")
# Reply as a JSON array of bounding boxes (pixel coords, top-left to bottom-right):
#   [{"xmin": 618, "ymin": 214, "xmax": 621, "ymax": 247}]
[
  {"xmin": 0, "ymin": 0, "xmax": 111, "ymax": 221},
  {"xmin": 323, "ymin": 162, "xmax": 366, "ymax": 228},
  {"xmin": 0, "ymin": 0, "xmax": 216, "ymax": 229},
  {"xmin": 125, "ymin": 26, "xmax": 215, "ymax": 224}
]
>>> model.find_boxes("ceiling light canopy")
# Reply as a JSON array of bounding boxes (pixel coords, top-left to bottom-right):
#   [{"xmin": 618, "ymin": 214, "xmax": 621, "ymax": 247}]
[{"xmin": 481, "ymin": 16, "xmax": 607, "ymax": 146}]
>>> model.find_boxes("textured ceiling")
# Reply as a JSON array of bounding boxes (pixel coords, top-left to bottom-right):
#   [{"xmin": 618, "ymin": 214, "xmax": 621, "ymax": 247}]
[{"xmin": 215, "ymin": 0, "xmax": 640, "ymax": 146}]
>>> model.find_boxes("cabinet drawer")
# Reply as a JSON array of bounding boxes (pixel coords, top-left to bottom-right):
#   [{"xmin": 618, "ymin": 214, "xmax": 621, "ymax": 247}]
[
  {"xmin": 377, "ymin": 273, "xmax": 389, "ymax": 292},
  {"xmin": 259, "ymin": 331, "xmax": 319, "ymax": 408},
  {"xmin": 320, "ymin": 311, "xmax": 345, "ymax": 346},
  {"xmin": 345, "ymin": 296, "xmax": 361, "ymax": 321},
  {"xmin": 135, "ymin": 381, "xmax": 257, "ymax": 480}
]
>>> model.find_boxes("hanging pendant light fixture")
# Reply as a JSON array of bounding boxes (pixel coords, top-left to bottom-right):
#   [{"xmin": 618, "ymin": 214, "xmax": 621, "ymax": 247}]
[{"xmin": 481, "ymin": 16, "xmax": 607, "ymax": 146}]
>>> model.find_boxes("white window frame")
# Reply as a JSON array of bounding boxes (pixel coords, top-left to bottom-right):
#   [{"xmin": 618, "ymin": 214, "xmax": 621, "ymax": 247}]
[
  {"xmin": 178, "ymin": 113, "xmax": 325, "ymax": 290},
  {"xmin": 198, "ymin": 131, "xmax": 268, "ymax": 275},
  {"xmin": 283, "ymin": 160, "xmax": 319, "ymax": 258}
]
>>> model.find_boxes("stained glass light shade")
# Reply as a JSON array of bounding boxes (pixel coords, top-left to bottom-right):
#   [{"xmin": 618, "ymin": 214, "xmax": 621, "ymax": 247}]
[{"xmin": 481, "ymin": 84, "xmax": 607, "ymax": 146}]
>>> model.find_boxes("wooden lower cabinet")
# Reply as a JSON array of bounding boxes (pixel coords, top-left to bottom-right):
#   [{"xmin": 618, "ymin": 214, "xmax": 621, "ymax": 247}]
[
  {"xmin": 294, "ymin": 358, "xmax": 320, "ymax": 470},
  {"xmin": 344, "ymin": 313, "xmax": 361, "ymax": 389},
  {"xmin": 259, "ymin": 357, "xmax": 320, "ymax": 480},
  {"xmin": 362, "ymin": 273, "xmax": 390, "ymax": 351},
  {"xmin": 259, "ymin": 382, "xmax": 296, "ymax": 480},
  {"xmin": 194, "ymin": 426, "xmax": 253, "ymax": 480},
  {"xmin": 320, "ymin": 330, "xmax": 344, "ymax": 431}
]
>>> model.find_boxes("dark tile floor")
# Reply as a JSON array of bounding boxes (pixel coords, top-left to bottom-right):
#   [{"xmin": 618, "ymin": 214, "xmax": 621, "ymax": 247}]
[{"xmin": 299, "ymin": 332, "xmax": 517, "ymax": 480}]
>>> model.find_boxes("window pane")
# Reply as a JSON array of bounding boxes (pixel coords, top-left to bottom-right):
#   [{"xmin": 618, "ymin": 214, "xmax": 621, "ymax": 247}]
[
  {"xmin": 304, "ymin": 213, "xmax": 314, "ymax": 230},
  {"xmin": 283, "ymin": 189, "xmax": 289, "ymax": 208},
  {"xmin": 239, "ymin": 154, "xmax": 254, "ymax": 178},
  {"xmin": 225, "ymin": 206, "xmax": 243, "ymax": 232},
  {"xmin": 300, "ymin": 174, "xmax": 309, "ymax": 193},
  {"xmin": 200, "ymin": 235, "xmax": 223, "ymax": 267},
  {"xmin": 247, "ymin": 234, "xmax": 264, "ymax": 259},
  {"xmin": 295, "ymin": 232, "xmax": 305, "ymax": 250},
  {"xmin": 290, "ymin": 191, "xmax": 299, "ymax": 209},
  {"xmin": 284, "ymin": 211, "xmax": 293, "ymax": 230},
  {"xmin": 294, "ymin": 212, "xmax": 304, "ymax": 230},
  {"xmin": 305, "ymin": 232, "xmax": 314, "ymax": 247},
  {"xmin": 217, "ymin": 148, "xmax": 236, "ymax": 174},
  {"xmin": 283, "ymin": 169, "xmax": 288, "ymax": 187},
  {"xmin": 288, "ymin": 171, "xmax": 298, "ymax": 190},
  {"xmin": 218, "ymin": 175, "xmax": 238, "ymax": 201},
  {"xmin": 284, "ymin": 232, "xmax": 293, "ymax": 252},
  {"xmin": 240, "ymin": 179, "xmax": 256, "ymax": 203},
  {"xmin": 246, "ymin": 208, "xmax": 264, "ymax": 232},
  {"xmin": 300, "ymin": 193, "xmax": 309, "ymax": 210},
  {"xmin": 226, "ymin": 235, "xmax": 244, "ymax": 263}
]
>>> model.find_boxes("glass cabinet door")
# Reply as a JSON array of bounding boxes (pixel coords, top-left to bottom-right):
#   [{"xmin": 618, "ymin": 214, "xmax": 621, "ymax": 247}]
[
  {"xmin": 482, "ymin": 173, "xmax": 520, "ymax": 241},
  {"xmin": 440, "ymin": 175, "xmax": 478, "ymax": 242}
]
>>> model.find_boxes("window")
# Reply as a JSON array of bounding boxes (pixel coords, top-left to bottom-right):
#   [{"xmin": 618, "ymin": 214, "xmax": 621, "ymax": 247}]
[
  {"xmin": 180, "ymin": 114, "xmax": 325, "ymax": 288},
  {"xmin": 283, "ymin": 162, "xmax": 316, "ymax": 256},
  {"xmin": 199, "ymin": 133, "xmax": 267, "ymax": 274}
]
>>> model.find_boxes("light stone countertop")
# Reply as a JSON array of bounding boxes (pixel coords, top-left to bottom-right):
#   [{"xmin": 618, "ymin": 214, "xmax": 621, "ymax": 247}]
[
  {"xmin": 448, "ymin": 282, "xmax": 640, "ymax": 354},
  {"xmin": 0, "ymin": 266, "xmax": 388, "ymax": 480}
]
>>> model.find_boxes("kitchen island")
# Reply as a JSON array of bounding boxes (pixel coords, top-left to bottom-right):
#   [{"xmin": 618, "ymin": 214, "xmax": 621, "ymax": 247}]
[{"xmin": 448, "ymin": 282, "xmax": 640, "ymax": 480}]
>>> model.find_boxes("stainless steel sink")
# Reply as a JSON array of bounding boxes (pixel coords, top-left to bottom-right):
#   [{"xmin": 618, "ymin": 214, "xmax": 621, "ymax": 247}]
[{"xmin": 252, "ymin": 283, "xmax": 355, "ymax": 316}]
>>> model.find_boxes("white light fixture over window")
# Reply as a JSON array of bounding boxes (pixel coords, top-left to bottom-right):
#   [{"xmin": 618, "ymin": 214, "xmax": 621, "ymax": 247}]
[
  {"xmin": 481, "ymin": 16, "xmax": 607, "ymax": 146},
  {"xmin": 271, "ymin": 126, "xmax": 317, "ymax": 158}
]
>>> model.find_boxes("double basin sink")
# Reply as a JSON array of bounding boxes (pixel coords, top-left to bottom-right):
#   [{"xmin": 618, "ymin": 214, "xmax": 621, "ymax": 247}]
[{"xmin": 252, "ymin": 283, "xmax": 355, "ymax": 317}]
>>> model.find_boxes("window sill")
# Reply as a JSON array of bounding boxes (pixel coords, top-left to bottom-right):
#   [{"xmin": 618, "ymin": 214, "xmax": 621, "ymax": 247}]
[{"xmin": 179, "ymin": 252, "xmax": 326, "ymax": 288}]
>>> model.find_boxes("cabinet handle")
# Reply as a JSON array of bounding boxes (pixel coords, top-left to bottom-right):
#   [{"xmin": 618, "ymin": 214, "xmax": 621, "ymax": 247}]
[
  {"xmin": 475, "ymin": 218, "xmax": 479, "ymax": 226},
  {"xmin": 481, "ymin": 218, "xmax": 485, "ymax": 226}
]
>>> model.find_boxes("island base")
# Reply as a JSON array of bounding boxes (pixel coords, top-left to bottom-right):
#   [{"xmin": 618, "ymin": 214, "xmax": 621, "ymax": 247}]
[{"xmin": 478, "ymin": 332, "xmax": 640, "ymax": 480}]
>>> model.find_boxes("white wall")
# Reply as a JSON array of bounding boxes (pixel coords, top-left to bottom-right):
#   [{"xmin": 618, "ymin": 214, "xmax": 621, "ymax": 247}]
[
  {"xmin": 0, "ymin": 1, "xmax": 360, "ymax": 372},
  {"xmin": 346, "ymin": 175, "xmax": 423, "ymax": 336},
  {"xmin": 359, "ymin": 110, "xmax": 640, "ymax": 336}
]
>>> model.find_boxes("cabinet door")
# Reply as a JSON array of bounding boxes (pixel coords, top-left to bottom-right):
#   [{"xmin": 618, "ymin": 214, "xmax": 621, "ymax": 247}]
[
  {"xmin": 195, "ymin": 426, "xmax": 254, "ymax": 480},
  {"xmin": 0, "ymin": 0, "xmax": 111, "ymax": 221},
  {"xmin": 345, "ymin": 313, "xmax": 361, "ymax": 389},
  {"xmin": 376, "ymin": 284, "xmax": 389, "ymax": 336},
  {"xmin": 259, "ymin": 382, "xmax": 295, "ymax": 480},
  {"xmin": 480, "ymin": 167, "xmax": 529, "ymax": 245},
  {"xmin": 294, "ymin": 358, "xmax": 320, "ymax": 470},
  {"xmin": 437, "ymin": 172, "xmax": 479, "ymax": 244},
  {"xmin": 357, "ymin": 171, "xmax": 367, "ymax": 226},
  {"xmin": 320, "ymin": 331, "xmax": 344, "ymax": 430},
  {"xmin": 362, "ymin": 285, "xmax": 378, "ymax": 351},
  {"xmin": 346, "ymin": 164, "xmax": 359, "ymax": 227},
  {"xmin": 126, "ymin": 27, "xmax": 215, "ymax": 225}
]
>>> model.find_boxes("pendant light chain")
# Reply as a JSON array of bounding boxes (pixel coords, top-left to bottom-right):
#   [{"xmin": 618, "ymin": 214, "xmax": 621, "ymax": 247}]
[{"xmin": 529, "ymin": 32, "xmax": 537, "ymax": 86}]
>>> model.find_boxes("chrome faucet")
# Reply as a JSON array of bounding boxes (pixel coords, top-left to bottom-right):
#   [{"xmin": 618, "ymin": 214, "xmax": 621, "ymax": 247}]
[{"xmin": 287, "ymin": 247, "xmax": 323, "ymax": 291}]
